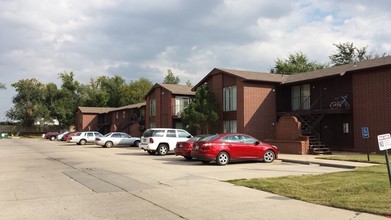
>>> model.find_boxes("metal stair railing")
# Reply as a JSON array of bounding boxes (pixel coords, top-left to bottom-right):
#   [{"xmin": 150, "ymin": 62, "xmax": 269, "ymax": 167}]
[{"xmin": 294, "ymin": 114, "xmax": 332, "ymax": 154}]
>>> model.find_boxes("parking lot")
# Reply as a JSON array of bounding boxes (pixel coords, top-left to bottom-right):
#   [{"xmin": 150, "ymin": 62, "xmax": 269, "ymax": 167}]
[{"xmin": 0, "ymin": 138, "xmax": 385, "ymax": 219}]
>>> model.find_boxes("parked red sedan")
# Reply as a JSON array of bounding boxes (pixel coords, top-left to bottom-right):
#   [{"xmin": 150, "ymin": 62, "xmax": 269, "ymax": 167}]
[
  {"xmin": 191, "ymin": 133, "xmax": 278, "ymax": 165},
  {"xmin": 174, "ymin": 135, "xmax": 212, "ymax": 160}
]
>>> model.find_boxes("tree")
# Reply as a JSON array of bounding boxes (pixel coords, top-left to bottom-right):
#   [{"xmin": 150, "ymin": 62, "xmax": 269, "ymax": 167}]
[
  {"xmin": 119, "ymin": 78, "xmax": 153, "ymax": 106},
  {"xmin": 270, "ymin": 52, "xmax": 326, "ymax": 74},
  {"xmin": 96, "ymin": 75, "xmax": 126, "ymax": 107},
  {"xmin": 180, "ymin": 85, "xmax": 218, "ymax": 134},
  {"xmin": 6, "ymin": 79, "xmax": 48, "ymax": 127},
  {"xmin": 329, "ymin": 42, "xmax": 386, "ymax": 66},
  {"xmin": 0, "ymin": 83, "xmax": 6, "ymax": 89},
  {"xmin": 53, "ymin": 72, "xmax": 84, "ymax": 127},
  {"xmin": 185, "ymin": 80, "xmax": 192, "ymax": 87},
  {"xmin": 79, "ymin": 79, "xmax": 110, "ymax": 107},
  {"xmin": 163, "ymin": 69, "xmax": 180, "ymax": 84}
]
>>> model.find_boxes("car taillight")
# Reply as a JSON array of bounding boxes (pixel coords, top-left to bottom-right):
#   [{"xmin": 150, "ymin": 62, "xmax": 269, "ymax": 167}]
[{"xmin": 149, "ymin": 138, "xmax": 154, "ymax": 143}]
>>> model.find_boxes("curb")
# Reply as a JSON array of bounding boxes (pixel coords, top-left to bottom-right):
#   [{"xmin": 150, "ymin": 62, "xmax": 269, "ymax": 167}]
[{"xmin": 280, "ymin": 159, "xmax": 357, "ymax": 169}]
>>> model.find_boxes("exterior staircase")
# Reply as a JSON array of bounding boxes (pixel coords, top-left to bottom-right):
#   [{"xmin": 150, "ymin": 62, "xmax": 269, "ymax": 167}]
[{"xmin": 297, "ymin": 114, "xmax": 332, "ymax": 154}]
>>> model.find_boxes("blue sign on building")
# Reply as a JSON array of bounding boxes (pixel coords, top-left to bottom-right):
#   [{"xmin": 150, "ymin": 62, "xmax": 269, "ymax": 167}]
[{"xmin": 361, "ymin": 127, "xmax": 369, "ymax": 139}]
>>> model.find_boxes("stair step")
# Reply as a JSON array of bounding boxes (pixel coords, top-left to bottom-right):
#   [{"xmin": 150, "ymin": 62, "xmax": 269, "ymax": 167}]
[{"xmin": 310, "ymin": 147, "xmax": 332, "ymax": 154}]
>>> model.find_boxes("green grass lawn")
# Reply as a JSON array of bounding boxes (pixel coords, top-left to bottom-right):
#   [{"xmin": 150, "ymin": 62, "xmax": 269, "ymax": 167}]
[{"xmin": 227, "ymin": 154, "xmax": 391, "ymax": 216}]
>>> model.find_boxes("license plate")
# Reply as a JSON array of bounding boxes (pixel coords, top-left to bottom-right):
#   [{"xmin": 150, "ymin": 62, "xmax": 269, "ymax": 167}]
[{"xmin": 195, "ymin": 145, "xmax": 199, "ymax": 149}]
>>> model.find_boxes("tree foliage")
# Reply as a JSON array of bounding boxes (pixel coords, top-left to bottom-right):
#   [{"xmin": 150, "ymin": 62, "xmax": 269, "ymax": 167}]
[
  {"xmin": 119, "ymin": 78, "xmax": 153, "ymax": 105},
  {"xmin": 0, "ymin": 83, "xmax": 6, "ymax": 89},
  {"xmin": 6, "ymin": 72, "xmax": 153, "ymax": 129},
  {"xmin": 180, "ymin": 85, "xmax": 219, "ymax": 134},
  {"xmin": 96, "ymin": 75, "xmax": 126, "ymax": 107},
  {"xmin": 6, "ymin": 79, "xmax": 48, "ymax": 127},
  {"xmin": 329, "ymin": 42, "xmax": 387, "ymax": 66},
  {"xmin": 163, "ymin": 69, "xmax": 180, "ymax": 84},
  {"xmin": 270, "ymin": 52, "xmax": 325, "ymax": 74}
]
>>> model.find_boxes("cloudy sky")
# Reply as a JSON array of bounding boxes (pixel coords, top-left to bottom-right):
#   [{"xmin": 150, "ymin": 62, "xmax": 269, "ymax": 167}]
[{"xmin": 0, "ymin": 0, "xmax": 390, "ymax": 121}]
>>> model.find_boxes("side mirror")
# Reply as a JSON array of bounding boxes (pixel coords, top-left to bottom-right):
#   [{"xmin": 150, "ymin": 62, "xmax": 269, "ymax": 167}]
[{"xmin": 254, "ymin": 141, "xmax": 260, "ymax": 145}]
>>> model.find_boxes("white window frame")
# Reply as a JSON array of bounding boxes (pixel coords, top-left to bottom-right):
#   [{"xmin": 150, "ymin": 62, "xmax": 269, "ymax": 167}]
[
  {"xmin": 174, "ymin": 96, "xmax": 190, "ymax": 116},
  {"xmin": 150, "ymin": 99, "xmax": 156, "ymax": 116},
  {"xmin": 223, "ymin": 86, "xmax": 237, "ymax": 112},
  {"xmin": 223, "ymin": 120, "xmax": 237, "ymax": 133},
  {"xmin": 291, "ymin": 84, "xmax": 310, "ymax": 111}
]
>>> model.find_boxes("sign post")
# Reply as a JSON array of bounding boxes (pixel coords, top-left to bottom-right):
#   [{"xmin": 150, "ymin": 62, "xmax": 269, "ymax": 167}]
[
  {"xmin": 361, "ymin": 127, "xmax": 370, "ymax": 161},
  {"xmin": 377, "ymin": 133, "xmax": 391, "ymax": 188}
]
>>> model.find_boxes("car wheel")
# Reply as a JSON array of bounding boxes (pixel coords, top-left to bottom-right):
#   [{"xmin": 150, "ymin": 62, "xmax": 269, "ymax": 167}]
[
  {"xmin": 201, "ymin": 160, "xmax": 210, "ymax": 164},
  {"xmin": 50, "ymin": 136, "xmax": 56, "ymax": 141},
  {"xmin": 216, "ymin": 151, "xmax": 229, "ymax": 165},
  {"xmin": 263, "ymin": 150, "xmax": 275, "ymax": 163},
  {"xmin": 157, "ymin": 144, "xmax": 169, "ymax": 156},
  {"xmin": 133, "ymin": 140, "xmax": 140, "ymax": 147},
  {"xmin": 105, "ymin": 141, "xmax": 113, "ymax": 148},
  {"xmin": 147, "ymin": 150, "xmax": 156, "ymax": 155},
  {"xmin": 184, "ymin": 156, "xmax": 192, "ymax": 161},
  {"xmin": 79, "ymin": 139, "xmax": 87, "ymax": 145}
]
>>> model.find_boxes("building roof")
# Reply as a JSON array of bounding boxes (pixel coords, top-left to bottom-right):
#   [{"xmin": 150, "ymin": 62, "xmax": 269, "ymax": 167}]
[
  {"xmin": 284, "ymin": 56, "xmax": 391, "ymax": 84},
  {"xmin": 78, "ymin": 107, "xmax": 117, "ymax": 114},
  {"xmin": 78, "ymin": 102, "xmax": 146, "ymax": 114},
  {"xmin": 160, "ymin": 83, "xmax": 195, "ymax": 95},
  {"xmin": 113, "ymin": 102, "xmax": 146, "ymax": 111},
  {"xmin": 193, "ymin": 56, "xmax": 391, "ymax": 89},
  {"xmin": 145, "ymin": 83, "xmax": 195, "ymax": 98}
]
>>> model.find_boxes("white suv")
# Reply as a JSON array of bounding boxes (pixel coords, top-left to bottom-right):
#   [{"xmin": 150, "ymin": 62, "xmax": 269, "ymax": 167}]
[{"xmin": 139, "ymin": 128, "xmax": 192, "ymax": 155}]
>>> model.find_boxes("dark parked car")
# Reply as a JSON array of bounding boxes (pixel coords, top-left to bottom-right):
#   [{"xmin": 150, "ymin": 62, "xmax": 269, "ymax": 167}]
[
  {"xmin": 44, "ymin": 131, "xmax": 60, "ymax": 141},
  {"xmin": 174, "ymin": 135, "xmax": 212, "ymax": 160},
  {"xmin": 191, "ymin": 133, "xmax": 278, "ymax": 165}
]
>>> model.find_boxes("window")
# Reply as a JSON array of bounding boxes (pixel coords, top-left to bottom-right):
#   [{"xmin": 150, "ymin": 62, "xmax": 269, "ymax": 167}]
[
  {"xmin": 166, "ymin": 130, "xmax": 176, "ymax": 137},
  {"xmin": 178, "ymin": 130, "xmax": 191, "ymax": 138},
  {"xmin": 149, "ymin": 122, "xmax": 156, "ymax": 128},
  {"xmin": 123, "ymin": 111, "xmax": 126, "ymax": 118},
  {"xmin": 223, "ymin": 120, "xmax": 237, "ymax": 133},
  {"xmin": 150, "ymin": 99, "xmax": 156, "ymax": 116},
  {"xmin": 223, "ymin": 86, "xmax": 237, "ymax": 111},
  {"xmin": 152, "ymin": 130, "xmax": 164, "ymax": 137},
  {"xmin": 112, "ymin": 133, "xmax": 121, "ymax": 138},
  {"xmin": 291, "ymin": 84, "xmax": 310, "ymax": 110},
  {"xmin": 175, "ymin": 96, "xmax": 190, "ymax": 116},
  {"xmin": 226, "ymin": 135, "xmax": 241, "ymax": 143},
  {"xmin": 241, "ymin": 135, "xmax": 258, "ymax": 144}
]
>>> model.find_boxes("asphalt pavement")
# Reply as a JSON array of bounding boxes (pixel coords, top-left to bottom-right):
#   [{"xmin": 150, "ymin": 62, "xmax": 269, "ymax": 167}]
[{"xmin": 0, "ymin": 138, "xmax": 387, "ymax": 220}]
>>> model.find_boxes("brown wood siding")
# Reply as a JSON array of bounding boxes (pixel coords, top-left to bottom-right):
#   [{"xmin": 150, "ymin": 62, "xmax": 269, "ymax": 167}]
[
  {"xmin": 209, "ymin": 73, "xmax": 223, "ymax": 131},
  {"xmin": 353, "ymin": 67, "xmax": 391, "ymax": 152},
  {"xmin": 243, "ymin": 82, "xmax": 276, "ymax": 140},
  {"xmin": 82, "ymin": 114, "xmax": 98, "ymax": 131}
]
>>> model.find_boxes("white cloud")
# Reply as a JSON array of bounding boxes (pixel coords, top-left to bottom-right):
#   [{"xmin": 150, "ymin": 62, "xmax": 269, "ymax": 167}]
[{"xmin": 1, "ymin": 0, "xmax": 391, "ymax": 119}]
